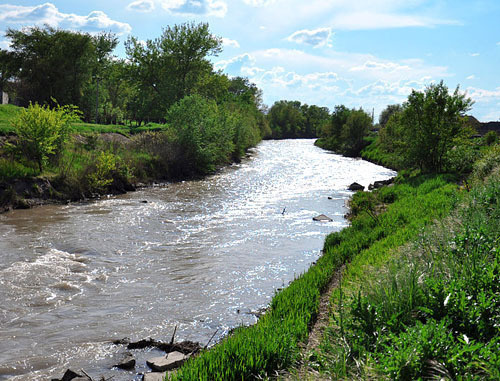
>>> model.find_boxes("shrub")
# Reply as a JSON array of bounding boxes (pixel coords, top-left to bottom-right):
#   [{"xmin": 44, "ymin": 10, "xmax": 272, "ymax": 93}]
[{"xmin": 8, "ymin": 103, "xmax": 80, "ymax": 172}]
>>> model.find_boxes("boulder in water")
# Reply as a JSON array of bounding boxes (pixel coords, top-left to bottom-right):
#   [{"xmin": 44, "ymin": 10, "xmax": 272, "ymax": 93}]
[
  {"xmin": 348, "ymin": 182, "xmax": 364, "ymax": 191},
  {"xmin": 147, "ymin": 351, "xmax": 187, "ymax": 371},
  {"xmin": 313, "ymin": 214, "xmax": 333, "ymax": 222}
]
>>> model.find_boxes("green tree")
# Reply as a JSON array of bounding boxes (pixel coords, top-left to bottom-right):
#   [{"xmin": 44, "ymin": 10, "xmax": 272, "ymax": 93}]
[
  {"xmin": 341, "ymin": 109, "xmax": 372, "ymax": 156},
  {"xmin": 0, "ymin": 49, "xmax": 17, "ymax": 97},
  {"xmin": 379, "ymin": 104, "xmax": 402, "ymax": 127},
  {"xmin": 125, "ymin": 22, "xmax": 223, "ymax": 119},
  {"xmin": 9, "ymin": 103, "xmax": 80, "ymax": 172},
  {"xmin": 267, "ymin": 100, "xmax": 306, "ymax": 138},
  {"xmin": 167, "ymin": 94, "xmax": 234, "ymax": 175},
  {"xmin": 399, "ymin": 81, "xmax": 474, "ymax": 172},
  {"xmin": 6, "ymin": 26, "xmax": 95, "ymax": 107}
]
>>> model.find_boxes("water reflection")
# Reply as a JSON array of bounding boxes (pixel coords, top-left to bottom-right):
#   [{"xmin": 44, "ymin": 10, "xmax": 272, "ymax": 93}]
[{"xmin": 0, "ymin": 139, "xmax": 395, "ymax": 380}]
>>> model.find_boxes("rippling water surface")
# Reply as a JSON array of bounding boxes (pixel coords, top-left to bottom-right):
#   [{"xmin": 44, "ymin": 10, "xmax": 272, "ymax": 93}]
[{"xmin": 0, "ymin": 139, "xmax": 395, "ymax": 380}]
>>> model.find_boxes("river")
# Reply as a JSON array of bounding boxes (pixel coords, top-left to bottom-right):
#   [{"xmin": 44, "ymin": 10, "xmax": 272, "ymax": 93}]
[{"xmin": 0, "ymin": 139, "xmax": 395, "ymax": 380}]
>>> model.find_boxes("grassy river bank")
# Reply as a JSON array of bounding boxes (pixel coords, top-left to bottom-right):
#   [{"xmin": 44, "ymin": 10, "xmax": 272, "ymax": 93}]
[{"xmin": 163, "ymin": 137, "xmax": 500, "ymax": 380}]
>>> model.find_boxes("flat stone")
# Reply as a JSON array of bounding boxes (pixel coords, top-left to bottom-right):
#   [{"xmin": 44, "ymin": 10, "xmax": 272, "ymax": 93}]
[
  {"xmin": 146, "ymin": 351, "xmax": 187, "ymax": 372},
  {"xmin": 114, "ymin": 353, "xmax": 135, "ymax": 370},
  {"xmin": 143, "ymin": 372, "xmax": 166, "ymax": 381},
  {"xmin": 313, "ymin": 214, "xmax": 333, "ymax": 222}
]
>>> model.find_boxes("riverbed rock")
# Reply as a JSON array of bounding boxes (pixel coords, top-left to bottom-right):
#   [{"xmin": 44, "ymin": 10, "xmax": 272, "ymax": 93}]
[
  {"xmin": 348, "ymin": 182, "xmax": 365, "ymax": 191},
  {"xmin": 313, "ymin": 214, "xmax": 333, "ymax": 222},
  {"xmin": 114, "ymin": 353, "xmax": 136, "ymax": 369},
  {"xmin": 147, "ymin": 351, "xmax": 187, "ymax": 371},
  {"xmin": 373, "ymin": 178, "xmax": 394, "ymax": 188},
  {"xmin": 50, "ymin": 369, "xmax": 88, "ymax": 381},
  {"xmin": 143, "ymin": 372, "xmax": 167, "ymax": 381}
]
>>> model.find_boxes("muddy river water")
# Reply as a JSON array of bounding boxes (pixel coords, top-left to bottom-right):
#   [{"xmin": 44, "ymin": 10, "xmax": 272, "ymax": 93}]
[{"xmin": 0, "ymin": 139, "xmax": 395, "ymax": 380}]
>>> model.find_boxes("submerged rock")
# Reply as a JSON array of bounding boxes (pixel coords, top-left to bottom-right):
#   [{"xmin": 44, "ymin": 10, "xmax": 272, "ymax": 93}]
[
  {"xmin": 313, "ymin": 214, "xmax": 333, "ymax": 222},
  {"xmin": 147, "ymin": 351, "xmax": 187, "ymax": 371}
]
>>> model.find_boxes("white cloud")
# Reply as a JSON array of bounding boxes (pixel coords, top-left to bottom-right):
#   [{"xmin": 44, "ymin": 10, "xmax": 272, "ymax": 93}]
[
  {"xmin": 287, "ymin": 27, "xmax": 332, "ymax": 48},
  {"xmin": 222, "ymin": 38, "xmax": 240, "ymax": 48},
  {"xmin": 246, "ymin": 0, "xmax": 459, "ymax": 31},
  {"xmin": 216, "ymin": 53, "xmax": 255, "ymax": 73},
  {"xmin": 330, "ymin": 11, "xmax": 458, "ymax": 30},
  {"xmin": 0, "ymin": 3, "xmax": 131, "ymax": 35},
  {"xmin": 242, "ymin": 0, "xmax": 277, "ymax": 6},
  {"xmin": 159, "ymin": 0, "xmax": 227, "ymax": 17},
  {"xmin": 466, "ymin": 75, "xmax": 475, "ymax": 80},
  {"xmin": 497, "ymin": 42, "xmax": 500, "ymax": 46},
  {"xmin": 470, "ymin": 52, "xmax": 480, "ymax": 57},
  {"xmin": 127, "ymin": 0, "xmax": 155, "ymax": 12},
  {"xmin": 466, "ymin": 86, "xmax": 500, "ymax": 101}
]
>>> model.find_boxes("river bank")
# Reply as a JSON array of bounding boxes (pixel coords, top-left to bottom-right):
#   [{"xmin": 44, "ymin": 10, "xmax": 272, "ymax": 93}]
[{"xmin": 0, "ymin": 139, "xmax": 396, "ymax": 380}]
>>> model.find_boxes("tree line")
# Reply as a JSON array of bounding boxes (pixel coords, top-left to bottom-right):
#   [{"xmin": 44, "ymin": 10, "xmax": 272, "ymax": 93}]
[{"xmin": 0, "ymin": 23, "xmax": 271, "ymax": 178}]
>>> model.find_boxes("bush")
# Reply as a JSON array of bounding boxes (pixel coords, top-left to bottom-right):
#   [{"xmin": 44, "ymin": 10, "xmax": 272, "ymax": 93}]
[{"xmin": 8, "ymin": 103, "xmax": 80, "ymax": 172}]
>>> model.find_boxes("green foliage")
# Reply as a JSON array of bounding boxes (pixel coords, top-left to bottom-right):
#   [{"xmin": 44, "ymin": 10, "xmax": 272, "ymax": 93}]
[
  {"xmin": 267, "ymin": 100, "xmax": 329, "ymax": 139},
  {"xmin": 340, "ymin": 109, "xmax": 372, "ymax": 156},
  {"xmin": 86, "ymin": 151, "xmax": 120, "ymax": 192},
  {"xmin": 0, "ymin": 104, "xmax": 21, "ymax": 135},
  {"xmin": 381, "ymin": 81, "xmax": 474, "ymax": 172},
  {"xmin": 167, "ymin": 95, "xmax": 234, "ymax": 175},
  {"xmin": 0, "ymin": 158, "xmax": 38, "ymax": 180},
  {"xmin": 6, "ymin": 26, "xmax": 95, "ymax": 107},
  {"xmin": 378, "ymin": 104, "xmax": 402, "ymax": 128},
  {"xmin": 125, "ymin": 22, "xmax": 223, "ymax": 120},
  {"xmin": 316, "ymin": 106, "xmax": 372, "ymax": 157},
  {"xmin": 484, "ymin": 130, "xmax": 498, "ymax": 145},
  {"xmin": 8, "ymin": 103, "xmax": 80, "ymax": 172},
  {"xmin": 318, "ymin": 167, "xmax": 500, "ymax": 380}
]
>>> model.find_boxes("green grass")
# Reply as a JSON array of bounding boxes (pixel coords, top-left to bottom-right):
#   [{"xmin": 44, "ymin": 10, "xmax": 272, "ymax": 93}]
[
  {"xmin": 315, "ymin": 164, "xmax": 500, "ymax": 379},
  {"xmin": 0, "ymin": 104, "xmax": 22, "ymax": 135}
]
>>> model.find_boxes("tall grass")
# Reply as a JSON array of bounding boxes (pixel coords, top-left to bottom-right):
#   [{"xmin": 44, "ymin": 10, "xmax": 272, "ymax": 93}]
[{"xmin": 318, "ymin": 165, "xmax": 500, "ymax": 379}]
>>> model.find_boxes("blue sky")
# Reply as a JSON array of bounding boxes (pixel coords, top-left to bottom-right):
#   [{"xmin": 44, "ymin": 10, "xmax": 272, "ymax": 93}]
[{"xmin": 0, "ymin": 0, "xmax": 499, "ymax": 121}]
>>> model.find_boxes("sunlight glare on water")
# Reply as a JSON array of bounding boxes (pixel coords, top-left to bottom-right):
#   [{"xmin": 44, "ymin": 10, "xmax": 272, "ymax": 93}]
[{"xmin": 0, "ymin": 139, "xmax": 395, "ymax": 380}]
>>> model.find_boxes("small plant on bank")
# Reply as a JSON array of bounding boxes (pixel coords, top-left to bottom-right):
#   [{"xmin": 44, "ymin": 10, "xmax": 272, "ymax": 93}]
[{"xmin": 7, "ymin": 102, "xmax": 81, "ymax": 173}]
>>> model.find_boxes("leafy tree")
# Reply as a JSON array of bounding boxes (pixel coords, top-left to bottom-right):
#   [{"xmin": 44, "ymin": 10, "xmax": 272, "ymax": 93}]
[
  {"xmin": 399, "ymin": 81, "xmax": 474, "ymax": 172},
  {"xmin": 0, "ymin": 49, "xmax": 17, "ymax": 96},
  {"xmin": 8, "ymin": 103, "xmax": 80, "ymax": 172},
  {"xmin": 125, "ymin": 22, "xmax": 223, "ymax": 119},
  {"xmin": 166, "ymin": 94, "xmax": 234, "ymax": 175},
  {"xmin": 267, "ymin": 100, "xmax": 306, "ymax": 138},
  {"xmin": 6, "ymin": 26, "xmax": 95, "ymax": 107},
  {"xmin": 379, "ymin": 104, "xmax": 402, "ymax": 127},
  {"xmin": 341, "ymin": 109, "xmax": 372, "ymax": 156}
]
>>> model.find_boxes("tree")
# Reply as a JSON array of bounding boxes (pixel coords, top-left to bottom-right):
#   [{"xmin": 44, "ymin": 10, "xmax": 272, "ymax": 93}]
[
  {"xmin": 0, "ymin": 49, "xmax": 17, "ymax": 96},
  {"xmin": 6, "ymin": 26, "xmax": 95, "ymax": 107},
  {"xmin": 399, "ymin": 81, "xmax": 473, "ymax": 172},
  {"xmin": 267, "ymin": 100, "xmax": 306, "ymax": 138},
  {"xmin": 341, "ymin": 109, "xmax": 372, "ymax": 156},
  {"xmin": 379, "ymin": 104, "xmax": 402, "ymax": 127},
  {"xmin": 125, "ymin": 22, "xmax": 223, "ymax": 119}
]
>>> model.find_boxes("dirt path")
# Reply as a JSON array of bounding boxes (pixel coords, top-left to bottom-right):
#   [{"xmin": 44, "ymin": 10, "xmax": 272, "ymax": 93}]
[{"xmin": 284, "ymin": 265, "xmax": 345, "ymax": 380}]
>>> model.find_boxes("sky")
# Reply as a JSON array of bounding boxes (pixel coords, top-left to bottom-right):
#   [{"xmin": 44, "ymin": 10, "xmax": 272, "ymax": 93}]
[{"xmin": 0, "ymin": 0, "xmax": 499, "ymax": 121}]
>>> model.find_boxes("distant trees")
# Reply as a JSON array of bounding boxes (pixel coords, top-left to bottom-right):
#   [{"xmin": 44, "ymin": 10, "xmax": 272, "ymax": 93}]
[
  {"xmin": 316, "ymin": 106, "xmax": 372, "ymax": 157},
  {"xmin": 267, "ymin": 100, "xmax": 329, "ymax": 139},
  {"xmin": 378, "ymin": 104, "xmax": 402, "ymax": 128},
  {"xmin": 379, "ymin": 81, "xmax": 474, "ymax": 172}
]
